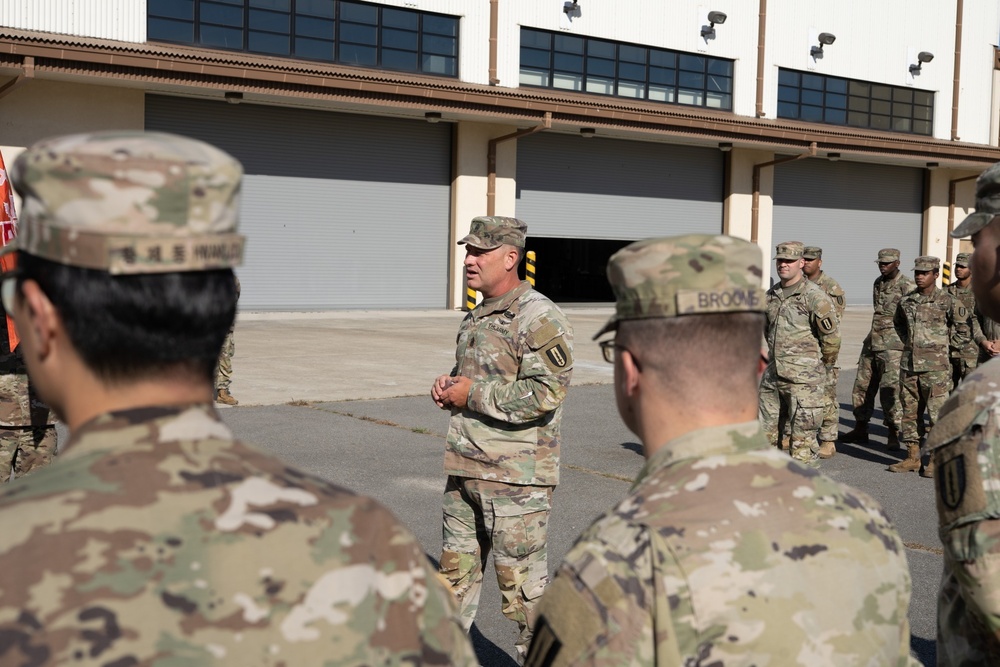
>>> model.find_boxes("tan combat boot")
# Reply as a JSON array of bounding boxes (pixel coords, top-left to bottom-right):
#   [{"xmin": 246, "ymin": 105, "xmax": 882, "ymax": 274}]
[
  {"xmin": 818, "ymin": 441, "xmax": 837, "ymax": 459},
  {"xmin": 886, "ymin": 427, "xmax": 901, "ymax": 451},
  {"xmin": 920, "ymin": 457, "xmax": 935, "ymax": 478},
  {"xmin": 780, "ymin": 435, "xmax": 790, "ymax": 451},
  {"xmin": 888, "ymin": 444, "xmax": 921, "ymax": 473},
  {"xmin": 841, "ymin": 421, "xmax": 869, "ymax": 444},
  {"xmin": 216, "ymin": 388, "xmax": 238, "ymax": 406}
]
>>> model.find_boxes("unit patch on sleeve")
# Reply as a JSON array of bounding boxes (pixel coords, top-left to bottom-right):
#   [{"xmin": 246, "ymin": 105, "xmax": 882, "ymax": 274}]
[{"xmin": 544, "ymin": 341, "xmax": 569, "ymax": 370}]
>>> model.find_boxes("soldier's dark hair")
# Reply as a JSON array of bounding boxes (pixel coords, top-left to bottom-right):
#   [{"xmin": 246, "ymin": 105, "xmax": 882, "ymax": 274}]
[
  {"xmin": 17, "ymin": 253, "xmax": 237, "ymax": 385},
  {"xmin": 617, "ymin": 312, "xmax": 765, "ymax": 406}
]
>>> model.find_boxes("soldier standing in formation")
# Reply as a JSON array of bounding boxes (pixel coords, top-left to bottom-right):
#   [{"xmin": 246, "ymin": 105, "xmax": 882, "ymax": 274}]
[
  {"xmin": 215, "ymin": 274, "xmax": 240, "ymax": 405},
  {"xmin": 759, "ymin": 241, "xmax": 840, "ymax": 466},
  {"xmin": 802, "ymin": 245, "xmax": 846, "ymax": 459},
  {"xmin": 946, "ymin": 252, "xmax": 994, "ymax": 388},
  {"xmin": 889, "ymin": 256, "xmax": 973, "ymax": 477},
  {"xmin": 0, "ymin": 324, "xmax": 56, "ymax": 482},
  {"xmin": 431, "ymin": 216, "xmax": 574, "ymax": 660},
  {"xmin": 526, "ymin": 234, "xmax": 918, "ymax": 667},
  {"xmin": 842, "ymin": 249, "xmax": 915, "ymax": 449},
  {"xmin": 0, "ymin": 131, "xmax": 477, "ymax": 665}
]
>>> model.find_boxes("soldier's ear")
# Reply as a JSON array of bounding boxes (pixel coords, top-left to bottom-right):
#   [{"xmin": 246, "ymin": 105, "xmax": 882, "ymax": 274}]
[
  {"xmin": 17, "ymin": 280, "xmax": 58, "ymax": 359},
  {"xmin": 620, "ymin": 348, "xmax": 642, "ymax": 397}
]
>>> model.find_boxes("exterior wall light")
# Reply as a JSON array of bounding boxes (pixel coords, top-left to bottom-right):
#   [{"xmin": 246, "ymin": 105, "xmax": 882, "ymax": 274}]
[
  {"xmin": 827, "ymin": 152, "xmax": 841, "ymax": 161},
  {"xmin": 910, "ymin": 51, "xmax": 934, "ymax": 75},
  {"xmin": 563, "ymin": 1, "xmax": 580, "ymax": 17},
  {"xmin": 425, "ymin": 112, "xmax": 443, "ymax": 123},
  {"xmin": 718, "ymin": 142, "xmax": 733, "ymax": 152},
  {"xmin": 811, "ymin": 32, "xmax": 836, "ymax": 58},
  {"xmin": 580, "ymin": 127, "xmax": 596, "ymax": 138},
  {"xmin": 701, "ymin": 11, "xmax": 727, "ymax": 38},
  {"xmin": 224, "ymin": 91, "xmax": 243, "ymax": 105}
]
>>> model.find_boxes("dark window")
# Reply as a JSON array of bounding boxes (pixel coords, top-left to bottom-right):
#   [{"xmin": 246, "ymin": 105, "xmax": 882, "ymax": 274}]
[
  {"xmin": 776, "ymin": 68, "xmax": 933, "ymax": 136},
  {"xmin": 519, "ymin": 27, "xmax": 733, "ymax": 110},
  {"xmin": 147, "ymin": 0, "xmax": 458, "ymax": 77}
]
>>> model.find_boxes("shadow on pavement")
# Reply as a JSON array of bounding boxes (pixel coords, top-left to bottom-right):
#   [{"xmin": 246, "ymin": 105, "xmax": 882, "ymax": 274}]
[
  {"xmin": 910, "ymin": 634, "xmax": 936, "ymax": 666},
  {"xmin": 471, "ymin": 625, "xmax": 518, "ymax": 667},
  {"xmin": 620, "ymin": 441, "xmax": 642, "ymax": 455}
]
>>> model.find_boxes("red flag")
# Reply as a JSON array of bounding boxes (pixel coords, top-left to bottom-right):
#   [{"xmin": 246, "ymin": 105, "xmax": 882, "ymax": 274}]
[{"xmin": 0, "ymin": 150, "xmax": 19, "ymax": 351}]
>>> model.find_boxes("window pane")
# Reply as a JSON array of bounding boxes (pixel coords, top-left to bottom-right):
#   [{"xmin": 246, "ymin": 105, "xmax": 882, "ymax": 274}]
[
  {"xmin": 423, "ymin": 34, "xmax": 456, "ymax": 56},
  {"xmin": 826, "ymin": 93, "xmax": 846, "ymax": 109},
  {"xmin": 649, "ymin": 67, "xmax": 675, "ymax": 85},
  {"xmin": 586, "ymin": 77, "xmax": 614, "ymax": 95},
  {"xmin": 382, "ymin": 27, "xmax": 418, "ymax": 51},
  {"xmin": 849, "ymin": 81, "xmax": 870, "ymax": 97},
  {"xmin": 587, "ymin": 40, "xmax": 615, "ymax": 58},
  {"xmin": 382, "ymin": 48, "xmax": 418, "ymax": 71},
  {"xmin": 913, "ymin": 119, "xmax": 932, "ymax": 135},
  {"xmin": 892, "ymin": 102, "xmax": 912, "ymax": 118},
  {"xmin": 587, "ymin": 57, "xmax": 615, "ymax": 77},
  {"xmin": 913, "ymin": 105, "xmax": 933, "ymax": 121},
  {"xmin": 802, "ymin": 73, "xmax": 823, "ymax": 90},
  {"xmin": 826, "ymin": 77, "xmax": 847, "ymax": 94},
  {"xmin": 777, "ymin": 101, "xmax": 799, "ymax": 118},
  {"xmin": 201, "ymin": 24, "xmax": 243, "ymax": 48},
  {"xmin": 617, "ymin": 80, "xmax": 645, "ymax": 98},
  {"xmin": 848, "ymin": 111, "xmax": 868, "ymax": 127},
  {"xmin": 913, "ymin": 90, "xmax": 934, "ymax": 106},
  {"xmin": 871, "ymin": 85, "xmax": 891, "ymax": 100},
  {"xmin": 382, "ymin": 8, "xmax": 417, "ymax": 30},
  {"xmin": 871, "ymin": 99, "xmax": 891, "ymax": 115},
  {"xmin": 297, "ymin": 0, "xmax": 334, "ymax": 18},
  {"xmin": 150, "ymin": 0, "xmax": 193, "ymax": 20},
  {"xmin": 679, "ymin": 54, "xmax": 705, "ymax": 72},
  {"xmin": 801, "ymin": 89, "xmax": 823, "ymax": 106},
  {"xmin": 893, "ymin": 88, "xmax": 913, "ymax": 103},
  {"xmin": 706, "ymin": 92, "xmax": 731, "ymax": 109},
  {"xmin": 251, "ymin": 0, "xmax": 289, "ymax": 10},
  {"xmin": 648, "ymin": 85, "xmax": 674, "ymax": 102},
  {"xmin": 340, "ymin": 22, "xmax": 376, "ymax": 45},
  {"xmin": 677, "ymin": 89, "xmax": 703, "ymax": 105},
  {"xmin": 825, "ymin": 108, "xmax": 846, "ymax": 124},
  {"xmin": 778, "ymin": 69, "xmax": 800, "ymax": 86},
  {"xmin": 649, "ymin": 50, "xmax": 675, "ymax": 68},
  {"xmin": 521, "ymin": 48, "xmax": 550, "ymax": 70},
  {"xmin": 520, "ymin": 69, "xmax": 549, "ymax": 86},
  {"xmin": 554, "ymin": 53, "xmax": 584, "ymax": 73},
  {"xmin": 295, "ymin": 16, "xmax": 332, "ymax": 39},
  {"xmin": 678, "ymin": 71, "xmax": 704, "ymax": 89},
  {"xmin": 848, "ymin": 96, "xmax": 869, "ymax": 112},
  {"xmin": 423, "ymin": 54, "xmax": 455, "ymax": 76},
  {"xmin": 250, "ymin": 9, "xmax": 288, "ymax": 31},
  {"xmin": 619, "ymin": 62, "xmax": 645, "ymax": 81},
  {"xmin": 619, "ymin": 45, "xmax": 645, "ymax": 63},
  {"xmin": 148, "ymin": 17, "xmax": 195, "ymax": 42},
  {"xmin": 522, "ymin": 29, "xmax": 551, "ymax": 49},
  {"xmin": 554, "ymin": 35, "xmax": 584, "ymax": 54},
  {"xmin": 213, "ymin": 0, "xmax": 242, "ymax": 4},
  {"xmin": 707, "ymin": 58, "xmax": 732, "ymax": 76},
  {"xmin": 422, "ymin": 15, "xmax": 457, "ymax": 37},
  {"xmin": 871, "ymin": 114, "xmax": 890, "ymax": 130},
  {"xmin": 892, "ymin": 117, "xmax": 912, "ymax": 132},
  {"xmin": 707, "ymin": 75, "xmax": 731, "ymax": 93},
  {"xmin": 553, "ymin": 72, "xmax": 583, "ymax": 91},
  {"xmin": 249, "ymin": 30, "xmax": 289, "ymax": 53},
  {"xmin": 295, "ymin": 36, "xmax": 334, "ymax": 59},
  {"xmin": 800, "ymin": 105, "xmax": 823, "ymax": 121},
  {"xmin": 339, "ymin": 43, "xmax": 376, "ymax": 66},
  {"xmin": 340, "ymin": 2, "xmax": 376, "ymax": 24},
  {"xmin": 777, "ymin": 85, "xmax": 799, "ymax": 103},
  {"xmin": 202, "ymin": 2, "xmax": 243, "ymax": 26}
]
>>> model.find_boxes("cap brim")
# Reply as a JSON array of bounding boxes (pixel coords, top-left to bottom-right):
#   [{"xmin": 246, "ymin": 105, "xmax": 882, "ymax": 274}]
[
  {"xmin": 952, "ymin": 212, "xmax": 995, "ymax": 238},
  {"xmin": 457, "ymin": 234, "xmax": 501, "ymax": 250},
  {"xmin": 592, "ymin": 317, "xmax": 617, "ymax": 341}
]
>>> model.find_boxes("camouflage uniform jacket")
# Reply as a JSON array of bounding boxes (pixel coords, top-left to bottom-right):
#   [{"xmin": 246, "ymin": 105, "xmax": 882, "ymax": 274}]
[
  {"xmin": 946, "ymin": 282, "xmax": 986, "ymax": 360},
  {"xmin": 869, "ymin": 272, "xmax": 917, "ymax": 352},
  {"xmin": 895, "ymin": 287, "xmax": 973, "ymax": 373},
  {"xmin": 445, "ymin": 281, "xmax": 573, "ymax": 486},
  {"xmin": 0, "ymin": 404, "xmax": 477, "ymax": 666},
  {"xmin": 928, "ymin": 359, "xmax": 1000, "ymax": 663},
  {"xmin": 810, "ymin": 271, "xmax": 846, "ymax": 321},
  {"xmin": 529, "ymin": 421, "xmax": 918, "ymax": 667},
  {"xmin": 764, "ymin": 278, "xmax": 840, "ymax": 384}
]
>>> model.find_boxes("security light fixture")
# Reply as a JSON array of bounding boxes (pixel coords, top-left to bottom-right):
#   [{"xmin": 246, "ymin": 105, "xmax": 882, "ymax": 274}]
[
  {"xmin": 701, "ymin": 11, "xmax": 727, "ymax": 37},
  {"xmin": 827, "ymin": 152, "xmax": 841, "ymax": 162},
  {"xmin": 564, "ymin": 0, "xmax": 579, "ymax": 16},
  {"xmin": 910, "ymin": 51, "xmax": 935, "ymax": 75},
  {"xmin": 580, "ymin": 127, "xmax": 596, "ymax": 138},
  {"xmin": 718, "ymin": 142, "xmax": 733, "ymax": 152},
  {"xmin": 425, "ymin": 112, "xmax": 442, "ymax": 123},
  {"xmin": 811, "ymin": 32, "xmax": 836, "ymax": 58},
  {"xmin": 926, "ymin": 162, "xmax": 940, "ymax": 169},
  {"xmin": 224, "ymin": 91, "xmax": 243, "ymax": 105}
]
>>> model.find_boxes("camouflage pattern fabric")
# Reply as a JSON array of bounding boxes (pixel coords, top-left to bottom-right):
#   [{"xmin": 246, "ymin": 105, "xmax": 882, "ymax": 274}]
[
  {"xmin": 946, "ymin": 283, "xmax": 986, "ymax": 382},
  {"xmin": 441, "ymin": 477, "xmax": 551, "ymax": 659},
  {"xmin": 809, "ymin": 271, "xmax": 845, "ymax": 442},
  {"xmin": 216, "ymin": 275, "xmax": 240, "ymax": 392},
  {"xmin": 894, "ymin": 287, "xmax": 971, "ymax": 446},
  {"xmin": 979, "ymin": 309, "xmax": 1000, "ymax": 365},
  {"xmin": 928, "ymin": 359, "xmax": 1000, "ymax": 664},
  {"xmin": 760, "ymin": 278, "xmax": 840, "ymax": 463},
  {"xmin": 0, "ymin": 326, "xmax": 57, "ymax": 482},
  {"xmin": 526, "ymin": 421, "xmax": 919, "ymax": 667},
  {"xmin": 458, "ymin": 216, "xmax": 527, "ymax": 250},
  {"xmin": 0, "ymin": 404, "xmax": 476, "ymax": 665},
  {"xmin": 869, "ymin": 272, "xmax": 916, "ymax": 352}
]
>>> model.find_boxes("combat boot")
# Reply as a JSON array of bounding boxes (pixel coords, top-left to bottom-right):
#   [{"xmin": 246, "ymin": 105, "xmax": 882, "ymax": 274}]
[
  {"xmin": 818, "ymin": 441, "xmax": 837, "ymax": 459},
  {"xmin": 216, "ymin": 388, "xmax": 238, "ymax": 406},
  {"xmin": 886, "ymin": 427, "xmax": 901, "ymax": 451},
  {"xmin": 780, "ymin": 435, "xmax": 790, "ymax": 451},
  {"xmin": 920, "ymin": 457, "xmax": 935, "ymax": 478},
  {"xmin": 841, "ymin": 421, "xmax": 869, "ymax": 444},
  {"xmin": 888, "ymin": 444, "xmax": 921, "ymax": 473}
]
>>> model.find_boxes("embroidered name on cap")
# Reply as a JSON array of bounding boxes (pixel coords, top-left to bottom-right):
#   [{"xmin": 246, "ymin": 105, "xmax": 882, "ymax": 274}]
[{"xmin": 675, "ymin": 288, "xmax": 761, "ymax": 314}]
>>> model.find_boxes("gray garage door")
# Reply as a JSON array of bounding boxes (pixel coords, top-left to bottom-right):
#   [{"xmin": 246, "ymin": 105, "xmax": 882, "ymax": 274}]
[
  {"xmin": 515, "ymin": 133, "xmax": 724, "ymax": 239},
  {"xmin": 145, "ymin": 95, "xmax": 452, "ymax": 310},
  {"xmin": 773, "ymin": 159, "xmax": 923, "ymax": 306}
]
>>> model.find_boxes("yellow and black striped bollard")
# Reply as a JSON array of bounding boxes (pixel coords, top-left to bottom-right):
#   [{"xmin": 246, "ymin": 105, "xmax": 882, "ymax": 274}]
[
  {"xmin": 526, "ymin": 250, "xmax": 536, "ymax": 287},
  {"xmin": 943, "ymin": 261, "xmax": 952, "ymax": 285},
  {"xmin": 465, "ymin": 285, "xmax": 477, "ymax": 311}
]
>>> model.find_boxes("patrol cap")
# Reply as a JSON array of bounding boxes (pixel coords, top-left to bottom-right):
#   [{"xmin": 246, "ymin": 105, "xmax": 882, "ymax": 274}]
[
  {"xmin": 593, "ymin": 234, "xmax": 765, "ymax": 340},
  {"xmin": 7, "ymin": 131, "xmax": 244, "ymax": 274},
  {"xmin": 955, "ymin": 252, "xmax": 972, "ymax": 267},
  {"xmin": 876, "ymin": 248, "xmax": 901, "ymax": 263},
  {"xmin": 802, "ymin": 246, "xmax": 823, "ymax": 260},
  {"xmin": 774, "ymin": 241, "xmax": 804, "ymax": 260},
  {"xmin": 913, "ymin": 255, "xmax": 940, "ymax": 272},
  {"xmin": 458, "ymin": 216, "xmax": 527, "ymax": 250},
  {"xmin": 952, "ymin": 162, "xmax": 1000, "ymax": 238}
]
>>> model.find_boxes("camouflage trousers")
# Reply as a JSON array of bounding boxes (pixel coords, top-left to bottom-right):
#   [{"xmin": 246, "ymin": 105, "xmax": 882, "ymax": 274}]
[
  {"xmin": 0, "ymin": 425, "xmax": 57, "ymax": 483},
  {"xmin": 951, "ymin": 357, "xmax": 979, "ymax": 390},
  {"xmin": 819, "ymin": 367, "xmax": 840, "ymax": 442},
  {"xmin": 937, "ymin": 525, "xmax": 1000, "ymax": 664},
  {"xmin": 440, "ymin": 476, "xmax": 552, "ymax": 660},
  {"xmin": 759, "ymin": 366, "xmax": 824, "ymax": 465},
  {"xmin": 852, "ymin": 344, "xmax": 903, "ymax": 432},
  {"xmin": 898, "ymin": 368, "xmax": 952, "ymax": 446},
  {"xmin": 216, "ymin": 330, "xmax": 235, "ymax": 392}
]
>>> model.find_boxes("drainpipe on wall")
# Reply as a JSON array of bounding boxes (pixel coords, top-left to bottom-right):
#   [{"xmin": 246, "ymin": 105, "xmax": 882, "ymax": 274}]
[
  {"xmin": 0, "ymin": 56, "xmax": 34, "ymax": 100},
  {"xmin": 755, "ymin": 0, "xmax": 767, "ymax": 117},
  {"xmin": 486, "ymin": 112, "xmax": 552, "ymax": 216},
  {"xmin": 489, "ymin": 0, "xmax": 500, "ymax": 85},
  {"xmin": 952, "ymin": 0, "xmax": 964, "ymax": 141},
  {"xmin": 947, "ymin": 173, "xmax": 979, "ymax": 260},
  {"xmin": 750, "ymin": 142, "xmax": 817, "ymax": 243}
]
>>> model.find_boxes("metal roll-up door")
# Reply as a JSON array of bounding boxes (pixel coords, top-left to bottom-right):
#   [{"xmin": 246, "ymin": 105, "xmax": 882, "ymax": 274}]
[
  {"xmin": 773, "ymin": 159, "xmax": 922, "ymax": 306},
  {"xmin": 145, "ymin": 95, "xmax": 451, "ymax": 311},
  {"xmin": 515, "ymin": 133, "xmax": 724, "ymax": 239}
]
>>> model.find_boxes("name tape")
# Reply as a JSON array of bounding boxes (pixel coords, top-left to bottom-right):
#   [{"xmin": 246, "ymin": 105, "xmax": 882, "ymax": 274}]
[{"xmin": 675, "ymin": 287, "xmax": 763, "ymax": 314}]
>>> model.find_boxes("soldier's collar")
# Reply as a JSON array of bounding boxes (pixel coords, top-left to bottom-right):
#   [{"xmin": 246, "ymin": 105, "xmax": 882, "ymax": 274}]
[
  {"xmin": 478, "ymin": 280, "xmax": 530, "ymax": 315},
  {"xmin": 633, "ymin": 421, "xmax": 767, "ymax": 488}
]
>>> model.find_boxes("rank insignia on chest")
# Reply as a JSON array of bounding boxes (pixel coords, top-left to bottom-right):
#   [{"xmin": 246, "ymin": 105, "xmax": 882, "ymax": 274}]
[
  {"xmin": 545, "ymin": 343, "xmax": 569, "ymax": 368},
  {"xmin": 938, "ymin": 454, "xmax": 966, "ymax": 511},
  {"xmin": 504, "ymin": 310, "xmax": 516, "ymax": 320}
]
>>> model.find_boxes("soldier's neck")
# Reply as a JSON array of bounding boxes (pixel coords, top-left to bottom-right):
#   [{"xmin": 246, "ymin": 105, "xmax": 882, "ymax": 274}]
[
  {"xmin": 955, "ymin": 277, "xmax": 972, "ymax": 288},
  {"xmin": 779, "ymin": 273, "xmax": 803, "ymax": 288}
]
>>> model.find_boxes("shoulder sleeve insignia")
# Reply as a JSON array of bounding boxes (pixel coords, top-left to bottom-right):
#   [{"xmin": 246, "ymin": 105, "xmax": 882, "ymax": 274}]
[
  {"xmin": 958, "ymin": 305, "xmax": 969, "ymax": 319},
  {"xmin": 819, "ymin": 316, "xmax": 835, "ymax": 334},
  {"xmin": 938, "ymin": 454, "xmax": 967, "ymax": 512},
  {"xmin": 544, "ymin": 341, "xmax": 570, "ymax": 370},
  {"xmin": 835, "ymin": 295, "xmax": 845, "ymax": 307}
]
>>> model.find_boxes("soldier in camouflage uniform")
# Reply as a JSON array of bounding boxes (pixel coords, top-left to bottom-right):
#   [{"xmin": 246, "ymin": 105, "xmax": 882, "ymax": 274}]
[
  {"xmin": 947, "ymin": 252, "xmax": 995, "ymax": 387},
  {"xmin": 759, "ymin": 241, "xmax": 841, "ymax": 466},
  {"xmin": 890, "ymin": 256, "xmax": 974, "ymax": 477},
  {"xmin": 802, "ymin": 245, "xmax": 846, "ymax": 459},
  {"xmin": 0, "ymin": 131, "xmax": 476, "ymax": 666},
  {"xmin": 431, "ymin": 216, "xmax": 573, "ymax": 660},
  {"xmin": 525, "ymin": 234, "xmax": 918, "ymax": 667},
  {"xmin": 215, "ymin": 274, "xmax": 240, "ymax": 405},
  {"xmin": 0, "ymin": 330, "xmax": 56, "ymax": 482},
  {"xmin": 927, "ymin": 162, "xmax": 1000, "ymax": 663},
  {"xmin": 842, "ymin": 249, "xmax": 915, "ymax": 449}
]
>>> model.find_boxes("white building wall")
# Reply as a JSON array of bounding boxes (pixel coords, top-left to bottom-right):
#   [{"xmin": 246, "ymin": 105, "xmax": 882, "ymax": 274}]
[{"xmin": 0, "ymin": 0, "xmax": 146, "ymax": 42}]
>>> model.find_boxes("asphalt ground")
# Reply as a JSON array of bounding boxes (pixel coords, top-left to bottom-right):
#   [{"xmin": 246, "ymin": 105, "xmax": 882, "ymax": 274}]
[{"xmin": 211, "ymin": 305, "xmax": 941, "ymax": 666}]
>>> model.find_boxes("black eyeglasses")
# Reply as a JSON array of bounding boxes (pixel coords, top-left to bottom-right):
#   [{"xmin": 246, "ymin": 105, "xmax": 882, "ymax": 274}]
[{"xmin": 0, "ymin": 268, "xmax": 20, "ymax": 314}]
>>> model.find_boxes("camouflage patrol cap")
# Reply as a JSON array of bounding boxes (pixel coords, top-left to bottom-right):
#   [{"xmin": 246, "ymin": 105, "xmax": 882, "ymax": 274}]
[
  {"xmin": 774, "ymin": 241, "xmax": 804, "ymax": 260},
  {"xmin": 458, "ymin": 216, "xmax": 527, "ymax": 250},
  {"xmin": 593, "ymin": 234, "xmax": 765, "ymax": 340},
  {"xmin": 955, "ymin": 252, "xmax": 972, "ymax": 267},
  {"xmin": 802, "ymin": 246, "xmax": 823, "ymax": 260},
  {"xmin": 914, "ymin": 255, "xmax": 941, "ymax": 271},
  {"xmin": 952, "ymin": 162, "xmax": 1000, "ymax": 238},
  {"xmin": 7, "ymin": 131, "xmax": 244, "ymax": 274},
  {"xmin": 876, "ymin": 248, "xmax": 901, "ymax": 263}
]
